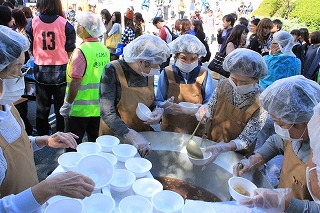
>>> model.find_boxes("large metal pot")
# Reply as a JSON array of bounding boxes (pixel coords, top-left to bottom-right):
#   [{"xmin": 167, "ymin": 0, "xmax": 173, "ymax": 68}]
[{"xmin": 140, "ymin": 131, "xmax": 272, "ymax": 202}]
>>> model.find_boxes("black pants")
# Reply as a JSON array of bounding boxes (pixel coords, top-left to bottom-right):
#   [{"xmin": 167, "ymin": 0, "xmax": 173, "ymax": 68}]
[
  {"xmin": 163, "ymin": 5, "xmax": 169, "ymax": 20},
  {"xmin": 36, "ymin": 84, "xmax": 66, "ymax": 135},
  {"xmin": 15, "ymin": 100, "xmax": 33, "ymax": 135},
  {"xmin": 178, "ymin": 11, "xmax": 185, "ymax": 19},
  {"xmin": 65, "ymin": 116, "xmax": 100, "ymax": 152}
]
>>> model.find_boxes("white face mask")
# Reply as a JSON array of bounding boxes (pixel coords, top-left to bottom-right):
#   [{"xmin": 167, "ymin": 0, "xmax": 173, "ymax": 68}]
[
  {"xmin": 228, "ymin": 77, "xmax": 255, "ymax": 95},
  {"xmin": 274, "ymin": 123, "xmax": 306, "ymax": 141},
  {"xmin": 175, "ymin": 59, "xmax": 198, "ymax": 73},
  {"xmin": 141, "ymin": 67, "xmax": 160, "ymax": 77},
  {"xmin": 0, "ymin": 78, "xmax": 25, "ymax": 105},
  {"xmin": 306, "ymin": 167, "xmax": 320, "ymax": 204}
]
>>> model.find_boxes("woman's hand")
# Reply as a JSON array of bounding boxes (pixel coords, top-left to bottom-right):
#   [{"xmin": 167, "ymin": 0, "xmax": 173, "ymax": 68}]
[
  {"xmin": 47, "ymin": 132, "xmax": 78, "ymax": 149},
  {"xmin": 203, "ymin": 142, "xmax": 235, "ymax": 167},
  {"xmin": 123, "ymin": 129, "xmax": 152, "ymax": 157},
  {"xmin": 32, "ymin": 171, "xmax": 95, "ymax": 204},
  {"xmin": 144, "ymin": 107, "xmax": 164, "ymax": 125}
]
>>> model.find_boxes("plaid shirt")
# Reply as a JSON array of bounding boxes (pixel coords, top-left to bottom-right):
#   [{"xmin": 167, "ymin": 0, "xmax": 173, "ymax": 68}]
[{"xmin": 121, "ymin": 27, "xmax": 135, "ymax": 46}]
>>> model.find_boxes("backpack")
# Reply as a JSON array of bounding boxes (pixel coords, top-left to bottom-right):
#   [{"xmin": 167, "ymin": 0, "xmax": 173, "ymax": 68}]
[{"xmin": 164, "ymin": 26, "xmax": 179, "ymax": 41}]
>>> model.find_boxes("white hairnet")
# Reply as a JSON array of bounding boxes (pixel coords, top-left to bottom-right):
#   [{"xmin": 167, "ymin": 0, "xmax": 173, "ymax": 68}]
[
  {"xmin": 168, "ymin": 34, "xmax": 207, "ymax": 57},
  {"xmin": 273, "ymin": 31, "xmax": 295, "ymax": 57},
  {"xmin": 260, "ymin": 75, "xmax": 320, "ymax": 124},
  {"xmin": 123, "ymin": 34, "xmax": 170, "ymax": 64},
  {"xmin": 223, "ymin": 48, "xmax": 268, "ymax": 79},
  {"xmin": 0, "ymin": 26, "xmax": 30, "ymax": 72},
  {"xmin": 308, "ymin": 103, "xmax": 320, "ymax": 186},
  {"xmin": 76, "ymin": 12, "xmax": 105, "ymax": 38}
]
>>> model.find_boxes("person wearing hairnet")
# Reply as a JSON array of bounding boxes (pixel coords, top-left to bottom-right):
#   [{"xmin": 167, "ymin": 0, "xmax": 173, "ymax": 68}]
[
  {"xmin": 156, "ymin": 34, "xmax": 214, "ymax": 136},
  {"xmin": 256, "ymin": 31, "xmax": 302, "ymax": 187},
  {"xmin": 259, "ymin": 31, "xmax": 301, "ymax": 90},
  {"xmin": 99, "ymin": 34, "xmax": 171, "ymax": 157},
  {"xmin": 25, "ymin": 0, "xmax": 76, "ymax": 136},
  {"xmin": 196, "ymin": 48, "xmax": 268, "ymax": 165},
  {"xmin": 0, "ymin": 25, "xmax": 95, "ymax": 212},
  {"xmin": 59, "ymin": 12, "xmax": 110, "ymax": 147},
  {"xmin": 234, "ymin": 76, "xmax": 320, "ymax": 209}
]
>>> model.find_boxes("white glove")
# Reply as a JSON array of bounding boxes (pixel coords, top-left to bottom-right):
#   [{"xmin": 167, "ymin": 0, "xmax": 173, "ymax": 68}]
[
  {"xmin": 124, "ymin": 129, "xmax": 152, "ymax": 157},
  {"xmin": 145, "ymin": 107, "xmax": 164, "ymax": 125},
  {"xmin": 195, "ymin": 104, "xmax": 211, "ymax": 122},
  {"xmin": 59, "ymin": 101, "xmax": 72, "ymax": 117},
  {"xmin": 240, "ymin": 188, "xmax": 292, "ymax": 212}
]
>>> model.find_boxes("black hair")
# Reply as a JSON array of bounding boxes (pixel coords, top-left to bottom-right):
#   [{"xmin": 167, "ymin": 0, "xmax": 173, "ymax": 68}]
[
  {"xmin": 101, "ymin": 9, "xmax": 111, "ymax": 24},
  {"xmin": 152, "ymin": 16, "xmax": 164, "ymax": 25},
  {"xmin": 238, "ymin": 17, "xmax": 249, "ymax": 27},
  {"xmin": 272, "ymin": 19, "xmax": 283, "ymax": 30},
  {"xmin": 299, "ymin": 28, "xmax": 309, "ymax": 44},
  {"xmin": 0, "ymin": 5, "xmax": 12, "ymax": 26},
  {"xmin": 251, "ymin": 18, "xmax": 260, "ymax": 26},
  {"xmin": 223, "ymin": 14, "xmax": 236, "ymax": 27},
  {"xmin": 2, "ymin": 1, "xmax": 14, "ymax": 9},
  {"xmin": 112, "ymin": 11, "xmax": 121, "ymax": 25},
  {"xmin": 290, "ymin": 29, "xmax": 300, "ymax": 37}
]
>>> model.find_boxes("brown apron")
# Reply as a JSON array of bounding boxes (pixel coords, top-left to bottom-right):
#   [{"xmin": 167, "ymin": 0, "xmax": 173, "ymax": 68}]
[
  {"xmin": 99, "ymin": 61, "xmax": 154, "ymax": 135},
  {"xmin": 278, "ymin": 140, "xmax": 313, "ymax": 200},
  {"xmin": 0, "ymin": 105, "xmax": 39, "ymax": 197},
  {"xmin": 161, "ymin": 67, "xmax": 206, "ymax": 137},
  {"xmin": 207, "ymin": 80, "xmax": 260, "ymax": 157}
]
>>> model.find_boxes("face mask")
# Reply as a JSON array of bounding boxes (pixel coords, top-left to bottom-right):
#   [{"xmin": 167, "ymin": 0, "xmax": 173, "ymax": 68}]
[
  {"xmin": 175, "ymin": 59, "xmax": 198, "ymax": 73},
  {"xmin": 0, "ymin": 78, "xmax": 25, "ymax": 105},
  {"xmin": 274, "ymin": 123, "xmax": 306, "ymax": 141},
  {"xmin": 306, "ymin": 167, "xmax": 320, "ymax": 204},
  {"xmin": 228, "ymin": 78, "xmax": 255, "ymax": 95},
  {"xmin": 141, "ymin": 67, "xmax": 160, "ymax": 77}
]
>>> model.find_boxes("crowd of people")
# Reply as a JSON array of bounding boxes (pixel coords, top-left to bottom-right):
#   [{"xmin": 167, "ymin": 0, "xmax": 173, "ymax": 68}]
[{"xmin": 0, "ymin": 0, "xmax": 320, "ymax": 212}]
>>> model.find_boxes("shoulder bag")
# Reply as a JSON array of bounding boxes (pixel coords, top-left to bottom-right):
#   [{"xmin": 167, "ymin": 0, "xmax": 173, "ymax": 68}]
[{"xmin": 208, "ymin": 45, "xmax": 229, "ymax": 78}]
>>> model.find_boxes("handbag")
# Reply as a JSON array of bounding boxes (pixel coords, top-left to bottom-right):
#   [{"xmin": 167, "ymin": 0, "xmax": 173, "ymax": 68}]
[
  {"xmin": 105, "ymin": 33, "xmax": 122, "ymax": 49},
  {"xmin": 208, "ymin": 45, "xmax": 229, "ymax": 77}
]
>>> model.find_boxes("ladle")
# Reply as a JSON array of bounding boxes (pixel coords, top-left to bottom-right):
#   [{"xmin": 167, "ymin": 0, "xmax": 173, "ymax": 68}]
[{"xmin": 186, "ymin": 117, "xmax": 204, "ymax": 159}]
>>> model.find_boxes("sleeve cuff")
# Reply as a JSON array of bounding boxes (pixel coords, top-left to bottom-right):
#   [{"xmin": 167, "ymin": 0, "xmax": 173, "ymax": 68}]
[
  {"xmin": 230, "ymin": 138, "xmax": 244, "ymax": 151},
  {"xmin": 29, "ymin": 136, "xmax": 42, "ymax": 152},
  {"xmin": 12, "ymin": 188, "xmax": 41, "ymax": 212}
]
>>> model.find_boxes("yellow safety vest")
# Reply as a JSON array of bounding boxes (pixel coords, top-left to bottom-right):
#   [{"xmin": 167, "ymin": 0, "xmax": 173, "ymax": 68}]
[{"xmin": 66, "ymin": 41, "xmax": 110, "ymax": 117}]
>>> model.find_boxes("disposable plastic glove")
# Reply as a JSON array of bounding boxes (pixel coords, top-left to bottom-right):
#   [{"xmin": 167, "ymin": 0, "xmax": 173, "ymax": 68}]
[
  {"xmin": 240, "ymin": 188, "xmax": 292, "ymax": 212},
  {"xmin": 233, "ymin": 153, "xmax": 265, "ymax": 176},
  {"xmin": 195, "ymin": 104, "xmax": 211, "ymax": 122},
  {"xmin": 123, "ymin": 129, "xmax": 152, "ymax": 157},
  {"xmin": 161, "ymin": 96, "xmax": 184, "ymax": 115},
  {"xmin": 59, "ymin": 101, "xmax": 72, "ymax": 117},
  {"xmin": 145, "ymin": 107, "xmax": 164, "ymax": 125},
  {"xmin": 203, "ymin": 142, "xmax": 234, "ymax": 167}
]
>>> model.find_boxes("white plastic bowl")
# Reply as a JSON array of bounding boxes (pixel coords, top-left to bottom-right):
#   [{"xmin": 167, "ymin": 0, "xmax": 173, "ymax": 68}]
[
  {"xmin": 119, "ymin": 195, "xmax": 153, "ymax": 213},
  {"xmin": 112, "ymin": 144, "xmax": 137, "ymax": 162},
  {"xmin": 44, "ymin": 198, "xmax": 83, "ymax": 213},
  {"xmin": 187, "ymin": 148, "xmax": 212, "ymax": 166},
  {"xmin": 82, "ymin": 194, "xmax": 115, "ymax": 213},
  {"xmin": 96, "ymin": 135, "xmax": 120, "ymax": 152},
  {"xmin": 76, "ymin": 142, "xmax": 101, "ymax": 156},
  {"xmin": 58, "ymin": 152, "xmax": 83, "ymax": 171},
  {"xmin": 136, "ymin": 103, "xmax": 152, "ymax": 121},
  {"xmin": 76, "ymin": 155, "xmax": 114, "ymax": 190},
  {"xmin": 228, "ymin": 177, "xmax": 257, "ymax": 202},
  {"xmin": 132, "ymin": 178, "xmax": 163, "ymax": 200},
  {"xmin": 152, "ymin": 190, "xmax": 185, "ymax": 213},
  {"xmin": 97, "ymin": 152, "xmax": 117, "ymax": 166},
  {"xmin": 178, "ymin": 102, "xmax": 200, "ymax": 115},
  {"xmin": 125, "ymin": 157, "xmax": 152, "ymax": 178},
  {"xmin": 182, "ymin": 201, "xmax": 216, "ymax": 213},
  {"xmin": 110, "ymin": 169, "xmax": 136, "ymax": 192}
]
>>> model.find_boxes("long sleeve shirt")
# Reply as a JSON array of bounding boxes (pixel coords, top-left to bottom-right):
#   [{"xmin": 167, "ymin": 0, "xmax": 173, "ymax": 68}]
[
  {"xmin": 155, "ymin": 64, "xmax": 214, "ymax": 105},
  {"xmin": 257, "ymin": 134, "xmax": 310, "ymax": 164},
  {"xmin": 0, "ymin": 105, "xmax": 42, "ymax": 212},
  {"xmin": 206, "ymin": 80, "xmax": 268, "ymax": 151},
  {"xmin": 121, "ymin": 26, "xmax": 135, "ymax": 46},
  {"xmin": 286, "ymin": 198, "xmax": 320, "ymax": 212},
  {"xmin": 99, "ymin": 59, "xmax": 156, "ymax": 137}
]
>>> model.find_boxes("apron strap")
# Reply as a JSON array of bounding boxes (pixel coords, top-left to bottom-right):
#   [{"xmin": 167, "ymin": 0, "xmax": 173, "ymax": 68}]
[{"xmin": 112, "ymin": 61, "xmax": 128, "ymax": 87}]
